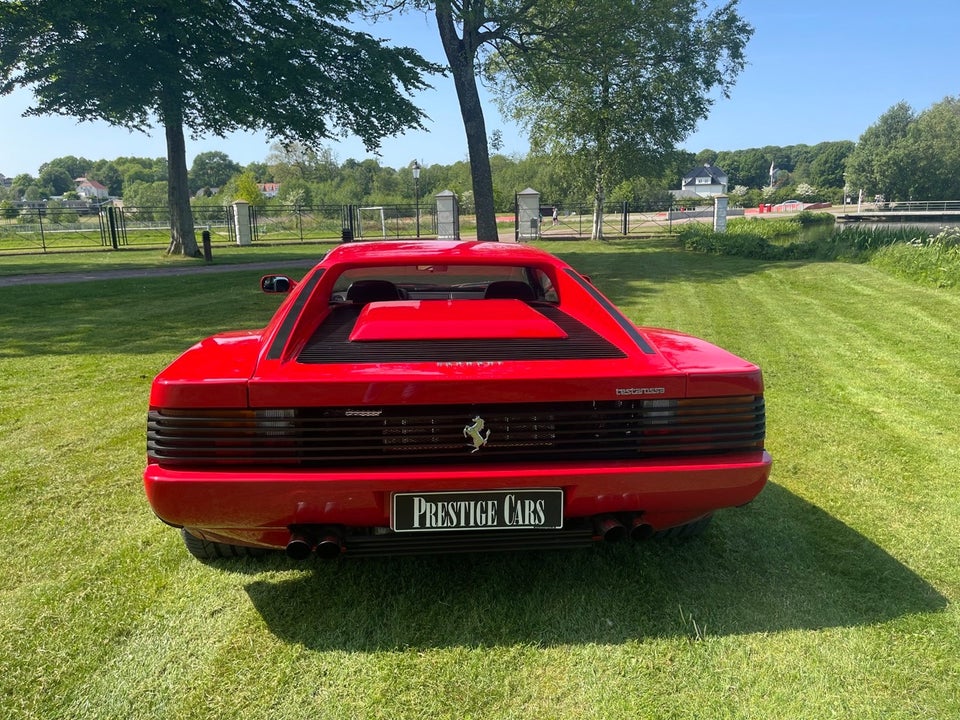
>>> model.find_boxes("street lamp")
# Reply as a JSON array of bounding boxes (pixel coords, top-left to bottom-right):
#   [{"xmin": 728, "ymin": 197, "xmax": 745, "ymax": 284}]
[{"xmin": 411, "ymin": 160, "xmax": 421, "ymax": 238}]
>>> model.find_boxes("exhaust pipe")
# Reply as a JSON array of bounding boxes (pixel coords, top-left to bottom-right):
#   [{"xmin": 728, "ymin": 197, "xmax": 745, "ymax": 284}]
[
  {"xmin": 630, "ymin": 516, "xmax": 654, "ymax": 541},
  {"xmin": 595, "ymin": 516, "xmax": 627, "ymax": 543},
  {"xmin": 315, "ymin": 532, "xmax": 343, "ymax": 560},
  {"xmin": 286, "ymin": 531, "xmax": 315, "ymax": 560}
]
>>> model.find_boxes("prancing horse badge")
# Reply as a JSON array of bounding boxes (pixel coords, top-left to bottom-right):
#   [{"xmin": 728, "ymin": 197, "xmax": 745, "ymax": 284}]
[{"xmin": 463, "ymin": 416, "xmax": 491, "ymax": 453}]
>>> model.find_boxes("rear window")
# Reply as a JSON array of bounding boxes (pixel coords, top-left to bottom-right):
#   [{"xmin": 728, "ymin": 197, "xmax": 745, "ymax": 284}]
[{"xmin": 330, "ymin": 265, "xmax": 558, "ymax": 302}]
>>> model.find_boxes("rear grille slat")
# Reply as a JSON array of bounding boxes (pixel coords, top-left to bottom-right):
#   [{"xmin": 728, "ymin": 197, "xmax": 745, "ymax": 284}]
[
  {"xmin": 148, "ymin": 396, "xmax": 765, "ymax": 466},
  {"xmin": 342, "ymin": 523, "xmax": 596, "ymax": 557}
]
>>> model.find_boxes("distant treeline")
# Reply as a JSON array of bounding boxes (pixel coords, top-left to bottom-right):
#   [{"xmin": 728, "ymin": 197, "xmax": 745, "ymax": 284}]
[{"xmin": 6, "ymin": 97, "xmax": 960, "ymax": 212}]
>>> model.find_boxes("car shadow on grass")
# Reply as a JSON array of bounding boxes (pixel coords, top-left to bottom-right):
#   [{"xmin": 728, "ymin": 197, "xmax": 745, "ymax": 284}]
[{"xmin": 242, "ymin": 483, "xmax": 946, "ymax": 650}]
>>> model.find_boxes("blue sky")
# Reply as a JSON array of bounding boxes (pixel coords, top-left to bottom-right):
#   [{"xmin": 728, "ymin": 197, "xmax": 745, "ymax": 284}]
[{"xmin": 2, "ymin": 0, "xmax": 959, "ymax": 177}]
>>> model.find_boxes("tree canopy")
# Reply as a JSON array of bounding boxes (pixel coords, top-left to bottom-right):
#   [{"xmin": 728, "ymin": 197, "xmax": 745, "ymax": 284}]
[
  {"xmin": 844, "ymin": 97, "xmax": 960, "ymax": 201},
  {"xmin": 0, "ymin": 0, "xmax": 437, "ymax": 254},
  {"xmin": 10, "ymin": 94, "xmax": 960, "ymax": 218},
  {"xmin": 844, "ymin": 101, "xmax": 914, "ymax": 201},
  {"xmin": 189, "ymin": 152, "xmax": 242, "ymax": 195},
  {"xmin": 488, "ymin": 0, "xmax": 751, "ymax": 238}
]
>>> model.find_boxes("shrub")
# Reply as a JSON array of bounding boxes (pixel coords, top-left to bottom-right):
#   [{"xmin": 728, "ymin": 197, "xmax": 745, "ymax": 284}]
[
  {"xmin": 678, "ymin": 221, "xmax": 818, "ymax": 260},
  {"xmin": 869, "ymin": 227, "xmax": 960, "ymax": 287},
  {"xmin": 681, "ymin": 219, "xmax": 960, "ymax": 288},
  {"xmin": 795, "ymin": 211, "xmax": 835, "ymax": 227}
]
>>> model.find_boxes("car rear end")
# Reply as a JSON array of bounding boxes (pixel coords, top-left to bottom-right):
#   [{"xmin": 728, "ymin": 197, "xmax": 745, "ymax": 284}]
[{"xmin": 144, "ymin": 242, "xmax": 771, "ymax": 558}]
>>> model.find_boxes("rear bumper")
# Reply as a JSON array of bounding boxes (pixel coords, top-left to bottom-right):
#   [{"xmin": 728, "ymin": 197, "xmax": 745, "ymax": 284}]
[{"xmin": 145, "ymin": 452, "xmax": 771, "ymax": 549}]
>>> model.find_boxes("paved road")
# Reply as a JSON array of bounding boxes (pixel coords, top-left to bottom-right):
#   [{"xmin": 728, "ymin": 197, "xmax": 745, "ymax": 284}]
[
  {"xmin": 0, "ymin": 235, "xmax": 533, "ymax": 288},
  {"xmin": 0, "ymin": 259, "xmax": 320, "ymax": 288}
]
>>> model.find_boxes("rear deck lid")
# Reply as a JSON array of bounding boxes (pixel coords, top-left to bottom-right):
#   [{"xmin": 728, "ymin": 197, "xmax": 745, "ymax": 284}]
[{"xmin": 348, "ymin": 299, "xmax": 569, "ymax": 341}]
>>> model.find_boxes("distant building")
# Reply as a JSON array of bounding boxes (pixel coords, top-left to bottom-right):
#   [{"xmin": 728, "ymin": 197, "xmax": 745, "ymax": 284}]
[
  {"xmin": 0, "ymin": 174, "xmax": 12, "ymax": 189},
  {"xmin": 258, "ymin": 183, "xmax": 281, "ymax": 198},
  {"xmin": 673, "ymin": 164, "xmax": 729, "ymax": 199},
  {"xmin": 74, "ymin": 177, "xmax": 109, "ymax": 200}
]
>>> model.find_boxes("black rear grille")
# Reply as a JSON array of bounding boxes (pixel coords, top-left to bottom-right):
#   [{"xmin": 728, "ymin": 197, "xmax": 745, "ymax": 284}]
[
  {"xmin": 296, "ymin": 304, "xmax": 627, "ymax": 363},
  {"xmin": 341, "ymin": 522, "xmax": 596, "ymax": 557},
  {"xmin": 148, "ymin": 396, "xmax": 766, "ymax": 467}
]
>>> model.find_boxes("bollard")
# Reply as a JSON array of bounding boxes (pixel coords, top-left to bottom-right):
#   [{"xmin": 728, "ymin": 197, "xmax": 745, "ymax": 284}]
[{"xmin": 202, "ymin": 230, "xmax": 213, "ymax": 262}]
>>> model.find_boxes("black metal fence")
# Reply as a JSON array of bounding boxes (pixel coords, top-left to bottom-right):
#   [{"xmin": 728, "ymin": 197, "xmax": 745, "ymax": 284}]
[
  {"xmin": 247, "ymin": 204, "xmax": 436, "ymax": 243},
  {"xmin": 250, "ymin": 204, "xmax": 343, "ymax": 243},
  {"xmin": 535, "ymin": 201, "xmax": 679, "ymax": 238},
  {"xmin": 0, "ymin": 205, "xmax": 110, "ymax": 253},
  {"xmin": 0, "ymin": 198, "xmax": 687, "ymax": 255}
]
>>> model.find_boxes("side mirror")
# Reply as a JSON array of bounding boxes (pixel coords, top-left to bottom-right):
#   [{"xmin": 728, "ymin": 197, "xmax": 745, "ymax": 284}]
[{"xmin": 261, "ymin": 275, "xmax": 295, "ymax": 293}]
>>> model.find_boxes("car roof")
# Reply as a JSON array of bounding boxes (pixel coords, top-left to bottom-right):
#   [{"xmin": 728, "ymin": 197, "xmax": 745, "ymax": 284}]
[{"xmin": 321, "ymin": 240, "xmax": 564, "ymax": 268}]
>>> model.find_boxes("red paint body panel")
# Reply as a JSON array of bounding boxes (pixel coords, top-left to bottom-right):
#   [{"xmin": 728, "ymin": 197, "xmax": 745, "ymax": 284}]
[
  {"xmin": 349, "ymin": 299, "xmax": 568, "ymax": 341},
  {"xmin": 144, "ymin": 241, "xmax": 772, "ymax": 555},
  {"xmin": 145, "ymin": 452, "xmax": 771, "ymax": 544}
]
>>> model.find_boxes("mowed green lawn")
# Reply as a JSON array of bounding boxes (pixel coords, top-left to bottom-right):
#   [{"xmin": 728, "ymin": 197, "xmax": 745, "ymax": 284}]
[{"xmin": 1, "ymin": 239, "xmax": 957, "ymax": 719}]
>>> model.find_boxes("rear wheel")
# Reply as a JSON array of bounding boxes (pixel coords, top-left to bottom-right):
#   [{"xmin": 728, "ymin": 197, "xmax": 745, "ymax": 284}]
[
  {"xmin": 650, "ymin": 514, "xmax": 713, "ymax": 540},
  {"xmin": 180, "ymin": 528, "xmax": 268, "ymax": 560}
]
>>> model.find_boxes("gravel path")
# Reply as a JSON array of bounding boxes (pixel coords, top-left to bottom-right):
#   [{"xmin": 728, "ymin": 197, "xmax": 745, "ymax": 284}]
[{"xmin": 0, "ymin": 259, "xmax": 319, "ymax": 287}]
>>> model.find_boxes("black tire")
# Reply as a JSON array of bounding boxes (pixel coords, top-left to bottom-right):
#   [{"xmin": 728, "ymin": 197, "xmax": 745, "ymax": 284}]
[
  {"xmin": 180, "ymin": 528, "xmax": 268, "ymax": 560},
  {"xmin": 650, "ymin": 514, "xmax": 713, "ymax": 541}
]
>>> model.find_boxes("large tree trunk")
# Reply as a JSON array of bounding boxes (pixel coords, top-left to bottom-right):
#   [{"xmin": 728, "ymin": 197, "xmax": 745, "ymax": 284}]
[
  {"xmin": 591, "ymin": 143, "xmax": 607, "ymax": 240},
  {"xmin": 435, "ymin": 3, "xmax": 499, "ymax": 242},
  {"xmin": 164, "ymin": 117, "xmax": 199, "ymax": 256},
  {"xmin": 591, "ymin": 176, "xmax": 604, "ymax": 240},
  {"xmin": 591, "ymin": 79, "xmax": 611, "ymax": 241}
]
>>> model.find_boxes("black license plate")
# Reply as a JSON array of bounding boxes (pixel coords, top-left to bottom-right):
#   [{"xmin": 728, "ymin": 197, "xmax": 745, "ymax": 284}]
[{"xmin": 391, "ymin": 489, "xmax": 563, "ymax": 532}]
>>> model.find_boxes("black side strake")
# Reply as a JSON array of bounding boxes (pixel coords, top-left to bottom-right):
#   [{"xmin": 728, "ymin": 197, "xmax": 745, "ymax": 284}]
[
  {"xmin": 563, "ymin": 268, "xmax": 655, "ymax": 354},
  {"xmin": 266, "ymin": 268, "xmax": 325, "ymax": 360}
]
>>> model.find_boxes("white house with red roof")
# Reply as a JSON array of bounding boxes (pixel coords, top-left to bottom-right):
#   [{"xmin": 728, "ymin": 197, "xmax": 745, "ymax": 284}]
[{"xmin": 74, "ymin": 177, "xmax": 109, "ymax": 200}]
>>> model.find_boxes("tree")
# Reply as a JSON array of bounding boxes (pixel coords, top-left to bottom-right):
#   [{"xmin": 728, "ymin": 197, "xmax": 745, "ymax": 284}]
[
  {"xmin": 37, "ymin": 165, "xmax": 73, "ymax": 195},
  {"xmin": 608, "ymin": 177, "xmax": 673, "ymax": 209},
  {"xmin": 123, "ymin": 180, "xmax": 168, "ymax": 211},
  {"xmin": 245, "ymin": 162, "xmax": 272, "ymax": 183},
  {"xmin": 38, "ymin": 155, "xmax": 92, "ymax": 181},
  {"xmin": 903, "ymin": 97, "xmax": 960, "ymax": 200},
  {"xmin": 266, "ymin": 141, "xmax": 339, "ymax": 184},
  {"xmin": 488, "ymin": 0, "xmax": 751, "ymax": 238},
  {"xmin": 430, "ymin": 1, "xmax": 506, "ymax": 240},
  {"xmin": 115, "ymin": 157, "xmax": 168, "ymax": 189},
  {"xmin": 716, "ymin": 147, "xmax": 778, "ymax": 191},
  {"xmin": 805, "ymin": 141, "xmax": 854, "ymax": 190},
  {"xmin": 1, "ymin": 0, "xmax": 436, "ymax": 255},
  {"xmin": 45, "ymin": 199, "xmax": 78, "ymax": 224},
  {"xmin": 375, "ymin": 2, "xmax": 571, "ymax": 240},
  {"xmin": 845, "ymin": 102, "xmax": 914, "ymax": 200},
  {"xmin": 9, "ymin": 174, "xmax": 35, "ymax": 199},
  {"xmin": 277, "ymin": 179, "xmax": 313, "ymax": 206},
  {"xmin": 189, "ymin": 151, "xmax": 242, "ymax": 195},
  {"xmin": 232, "ymin": 171, "xmax": 266, "ymax": 206}
]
